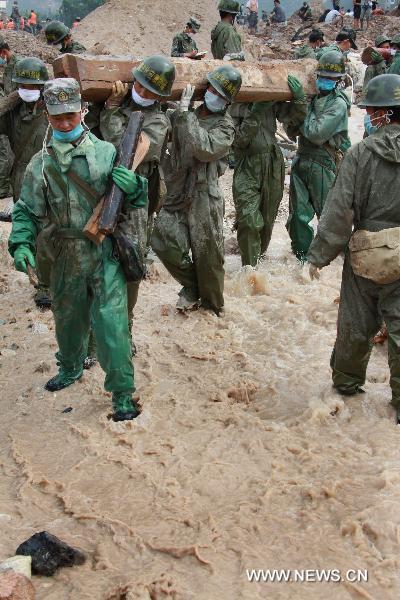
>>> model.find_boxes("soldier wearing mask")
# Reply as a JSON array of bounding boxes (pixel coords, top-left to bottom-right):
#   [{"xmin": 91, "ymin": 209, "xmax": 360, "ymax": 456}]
[
  {"xmin": 8, "ymin": 78, "xmax": 147, "ymax": 422},
  {"xmin": 363, "ymin": 35, "xmax": 392, "ymax": 92},
  {"xmin": 152, "ymin": 65, "xmax": 241, "ymax": 316},
  {"xmin": 100, "ymin": 55, "xmax": 176, "ymax": 350},
  {"xmin": 308, "ymin": 74, "xmax": 400, "ymax": 424},
  {"xmin": 287, "ymin": 52, "xmax": 351, "ymax": 262}
]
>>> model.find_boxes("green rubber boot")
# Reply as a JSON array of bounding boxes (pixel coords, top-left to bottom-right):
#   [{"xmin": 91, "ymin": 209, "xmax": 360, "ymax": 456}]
[
  {"xmin": 45, "ymin": 367, "xmax": 83, "ymax": 392},
  {"xmin": 112, "ymin": 393, "xmax": 141, "ymax": 422}
]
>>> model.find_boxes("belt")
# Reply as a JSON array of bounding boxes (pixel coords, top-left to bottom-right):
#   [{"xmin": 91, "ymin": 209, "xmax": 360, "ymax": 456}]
[{"xmin": 54, "ymin": 228, "xmax": 88, "ymax": 240}]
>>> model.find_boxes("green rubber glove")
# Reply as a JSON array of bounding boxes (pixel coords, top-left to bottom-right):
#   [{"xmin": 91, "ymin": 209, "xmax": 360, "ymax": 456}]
[
  {"xmin": 287, "ymin": 75, "xmax": 306, "ymax": 102},
  {"xmin": 112, "ymin": 166, "xmax": 140, "ymax": 199},
  {"xmin": 371, "ymin": 50, "xmax": 384, "ymax": 64},
  {"xmin": 14, "ymin": 246, "xmax": 35, "ymax": 274}
]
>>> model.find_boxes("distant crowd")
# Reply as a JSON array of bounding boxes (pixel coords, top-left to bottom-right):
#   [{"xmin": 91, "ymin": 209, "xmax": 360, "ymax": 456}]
[{"xmin": 0, "ymin": 1, "xmax": 81, "ymax": 36}]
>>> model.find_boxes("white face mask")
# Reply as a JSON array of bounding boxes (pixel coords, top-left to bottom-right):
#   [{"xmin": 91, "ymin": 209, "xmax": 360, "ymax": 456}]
[
  {"xmin": 187, "ymin": 32, "xmax": 196, "ymax": 39},
  {"xmin": 131, "ymin": 87, "xmax": 156, "ymax": 107},
  {"xmin": 18, "ymin": 88, "xmax": 41, "ymax": 103},
  {"xmin": 204, "ymin": 90, "xmax": 228, "ymax": 113}
]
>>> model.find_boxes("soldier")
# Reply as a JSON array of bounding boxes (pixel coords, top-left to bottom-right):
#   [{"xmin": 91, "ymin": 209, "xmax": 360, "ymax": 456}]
[
  {"xmin": 287, "ymin": 52, "xmax": 350, "ymax": 262},
  {"xmin": 45, "ymin": 20, "xmax": 86, "ymax": 54},
  {"xmin": 171, "ymin": 17, "xmax": 201, "ymax": 59},
  {"xmin": 231, "ymin": 76, "xmax": 307, "ymax": 266},
  {"xmin": 152, "ymin": 65, "xmax": 241, "ymax": 315},
  {"xmin": 294, "ymin": 30, "xmax": 325, "ymax": 60},
  {"xmin": 388, "ymin": 34, "xmax": 400, "ymax": 75},
  {"xmin": 0, "ymin": 34, "xmax": 23, "ymax": 204},
  {"xmin": 307, "ymin": 74, "xmax": 400, "ymax": 424},
  {"xmin": 318, "ymin": 29, "xmax": 358, "ymax": 57},
  {"xmin": 363, "ymin": 35, "xmax": 391, "ymax": 92},
  {"xmin": 0, "ymin": 57, "xmax": 52, "ymax": 307},
  {"xmin": 8, "ymin": 78, "xmax": 147, "ymax": 422},
  {"xmin": 100, "ymin": 55, "xmax": 175, "ymax": 345},
  {"xmin": 211, "ymin": 0, "xmax": 244, "ymax": 61}
]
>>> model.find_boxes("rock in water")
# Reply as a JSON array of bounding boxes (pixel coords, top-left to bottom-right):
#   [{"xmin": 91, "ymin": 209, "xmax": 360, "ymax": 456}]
[
  {"xmin": 0, "ymin": 571, "xmax": 35, "ymax": 600},
  {"xmin": 15, "ymin": 532, "xmax": 86, "ymax": 577}
]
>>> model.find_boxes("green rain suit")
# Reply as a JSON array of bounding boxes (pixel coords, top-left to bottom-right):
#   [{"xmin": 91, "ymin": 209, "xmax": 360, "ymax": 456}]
[
  {"xmin": 231, "ymin": 98, "xmax": 307, "ymax": 266},
  {"xmin": 3, "ymin": 52, "xmax": 23, "ymax": 95},
  {"xmin": 211, "ymin": 21, "xmax": 242, "ymax": 59},
  {"xmin": 307, "ymin": 124, "xmax": 400, "ymax": 407},
  {"xmin": 8, "ymin": 132, "xmax": 147, "ymax": 398},
  {"xmin": 100, "ymin": 97, "xmax": 170, "ymax": 319},
  {"xmin": 0, "ymin": 98, "xmax": 47, "ymax": 201},
  {"xmin": 151, "ymin": 105, "xmax": 236, "ymax": 314},
  {"xmin": 286, "ymin": 88, "xmax": 350, "ymax": 261},
  {"xmin": 294, "ymin": 45, "xmax": 317, "ymax": 60},
  {"xmin": 171, "ymin": 32, "xmax": 198, "ymax": 57},
  {"xmin": 388, "ymin": 52, "xmax": 400, "ymax": 75}
]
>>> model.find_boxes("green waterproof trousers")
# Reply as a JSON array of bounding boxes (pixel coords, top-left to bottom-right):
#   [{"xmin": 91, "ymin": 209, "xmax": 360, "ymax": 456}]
[
  {"xmin": 331, "ymin": 257, "xmax": 400, "ymax": 407},
  {"xmin": 51, "ymin": 236, "xmax": 134, "ymax": 394},
  {"xmin": 233, "ymin": 145, "xmax": 285, "ymax": 266},
  {"xmin": 152, "ymin": 196, "xmax": 225, "ymax": 314},
  {"xmin": 286, "ymin": 153, "xmax": 336, "ymax": 261}
]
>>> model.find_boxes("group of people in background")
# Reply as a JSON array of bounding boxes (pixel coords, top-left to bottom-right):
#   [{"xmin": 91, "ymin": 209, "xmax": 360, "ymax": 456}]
[{"xmin": 0, "ymin": 1, "xmax": 82, "ymax": 36}]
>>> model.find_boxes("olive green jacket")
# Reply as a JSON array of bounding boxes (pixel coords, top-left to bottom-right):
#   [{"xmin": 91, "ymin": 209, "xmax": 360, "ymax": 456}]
[
  {"xmin": 388, "ymin": 52, "xmax": 400, "ymax": 75},
  {"xmin": 363, "ymin": 60, "xmax": 387, "ymax": 92},
  {"xmin": 60, "ymin": 40, "xmax": 87, "ymax": 54},
  {"xmin": 211, "ymin": 21, "xmax": 242, "ymax": 59},
  {"xmin": 308, "ymin": 124, "xmax": 400, "ymax": 267},
  {"xmin": 3, "ymin": 53, "xmax": 24, "ymax": 95}
]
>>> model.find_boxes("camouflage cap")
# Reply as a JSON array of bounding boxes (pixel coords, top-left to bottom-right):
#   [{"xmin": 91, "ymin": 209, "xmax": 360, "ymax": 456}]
[
  {"xmin": 187, "ymin": 17, "xmax": 201, "ymax": 31},
  {"xmin": 43, "ymin": 78, "xmax": 82, "ymax": 115}
]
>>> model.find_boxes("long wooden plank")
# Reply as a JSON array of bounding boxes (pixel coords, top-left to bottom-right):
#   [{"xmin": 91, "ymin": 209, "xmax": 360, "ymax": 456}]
[{"xmin": 53, "ymin": 54, "xmax": 317, "ymax": 103}]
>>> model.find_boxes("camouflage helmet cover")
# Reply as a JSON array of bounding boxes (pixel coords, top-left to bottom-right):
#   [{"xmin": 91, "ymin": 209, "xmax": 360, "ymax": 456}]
[
  {"xmin": 391, "ymin": 33, "xmax": 400, "ymax": 47},
  {"xmin": 218, "ymin": 0, "xmax": 240, "ymax": 14},
  {"xmin": 132, "ymin": 55, "xmax": 176, "ymax": 97},
  {"xmin": 44, "ymin": 78, "xmax": 82, "ymax": 115},
  {"xmin": 358, "ymin": 74, "xmax": 400, "ymax": 108},
  {"xmin": 12, "ymin": 57, "xmax": 49, "ymax": 85},
  {"xmin": 207, "ymin": 64, "xmax": 242, "ymax": 102},
  {"xmin": 316, "ymin": 50, "xmax": 346, "ymax": 79}
]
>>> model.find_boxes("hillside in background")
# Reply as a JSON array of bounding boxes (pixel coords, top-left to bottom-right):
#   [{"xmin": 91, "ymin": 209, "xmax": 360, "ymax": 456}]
[{"xmin": 75, "ymin": 0, "xmax": 221, "ymax": 56}]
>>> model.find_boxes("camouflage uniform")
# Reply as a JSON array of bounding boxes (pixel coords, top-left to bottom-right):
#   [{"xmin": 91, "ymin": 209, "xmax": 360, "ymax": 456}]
[
  {"xmin": 171, "ymin": 32, "xmax": 198, "ymax": 57},
  {"xmin": 294, "ymin": 45, "xmax": 317, "ymax": 60},
  {"xmin": 152, "ymin": 106, "xmax": 236, "ymax": 314},
  {"xmin": 3, "ymin": 52, "xmax": 23, "ymax": 95},
  {"xmin": 0, "ymin": 53, "xmax": 22, "ymax": 198}
]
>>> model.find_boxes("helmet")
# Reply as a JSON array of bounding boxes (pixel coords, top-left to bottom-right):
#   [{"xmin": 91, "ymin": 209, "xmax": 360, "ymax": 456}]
[
  {"xmin": 207, "ymin": 65, "xmax": 242, "ymax": 102},
  {"xmin": 375, "ymin": 34, "xmax": 391, "ymax": 47},
  {"xmin": 218, "ymin": 0, "xmax": 240, "ymax": 14},
  {"xmin": 391, "ymin": 33, "xmax": 400, "ymax": 47},
  {"xmin": 132, "ymin": 55, "xmax": 176, "ymax": 97},
  {"xmin": 187, "ymin": 17, "xmax": 201, "ymax": 31},
  {"xmin": 317, "ymin": 51, "xmax": 346, "ymax": 79},
  {"xmin": 358, "ymin": 74, "xmax": 400, "ymax": 108},
  {"xmin": 45, "ymin": 20, "xmax": 70, "ymax": 44},
  {"xmin": 12, "ymin": 57, "xmax": 49, "ymax": 85}
]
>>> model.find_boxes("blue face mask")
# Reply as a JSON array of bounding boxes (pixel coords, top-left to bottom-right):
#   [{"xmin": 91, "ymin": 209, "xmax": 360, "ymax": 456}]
[
  {"xmin": 364, "ymin": 114, "xmax": 378, "ymax": 136},
  {"xmin": 52, "ymin": 123, "xmax": 84, "ymax": 143},
  {"xmin": 0, "ymin": 58, "xmax": 6, "ymax": 66},
  {"xmin": 316, "ymin": 78, "xmax": 337, "ymax": 93}
]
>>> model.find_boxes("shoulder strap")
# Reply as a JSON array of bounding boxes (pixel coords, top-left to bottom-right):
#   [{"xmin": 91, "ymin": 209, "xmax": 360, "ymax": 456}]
[{"xmin": 47, "ymin": 147, "xmax": 102, "ymax": 210}]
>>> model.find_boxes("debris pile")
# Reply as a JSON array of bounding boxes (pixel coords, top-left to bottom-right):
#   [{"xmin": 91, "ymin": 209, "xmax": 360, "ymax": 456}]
[{"xmin": 0, "ymin": 31, "xmax": 59, "ymax": 63}]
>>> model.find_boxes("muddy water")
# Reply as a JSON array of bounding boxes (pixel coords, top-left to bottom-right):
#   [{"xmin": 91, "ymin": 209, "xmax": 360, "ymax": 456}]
[{"xmin": 1, "ymin": 108, "xmax": 399, "ymax": 599}]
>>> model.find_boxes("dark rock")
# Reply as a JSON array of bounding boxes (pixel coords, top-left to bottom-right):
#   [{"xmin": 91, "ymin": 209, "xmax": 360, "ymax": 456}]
[{"xmin": 15, "ymin": 532, "xmax": 86, "ymax": 577}]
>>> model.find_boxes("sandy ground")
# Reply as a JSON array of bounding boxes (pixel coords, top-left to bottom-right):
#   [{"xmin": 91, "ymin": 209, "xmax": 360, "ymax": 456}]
[{"xmin": 1, "ymin": 108, "xmax": 400, "ymax": 600}]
